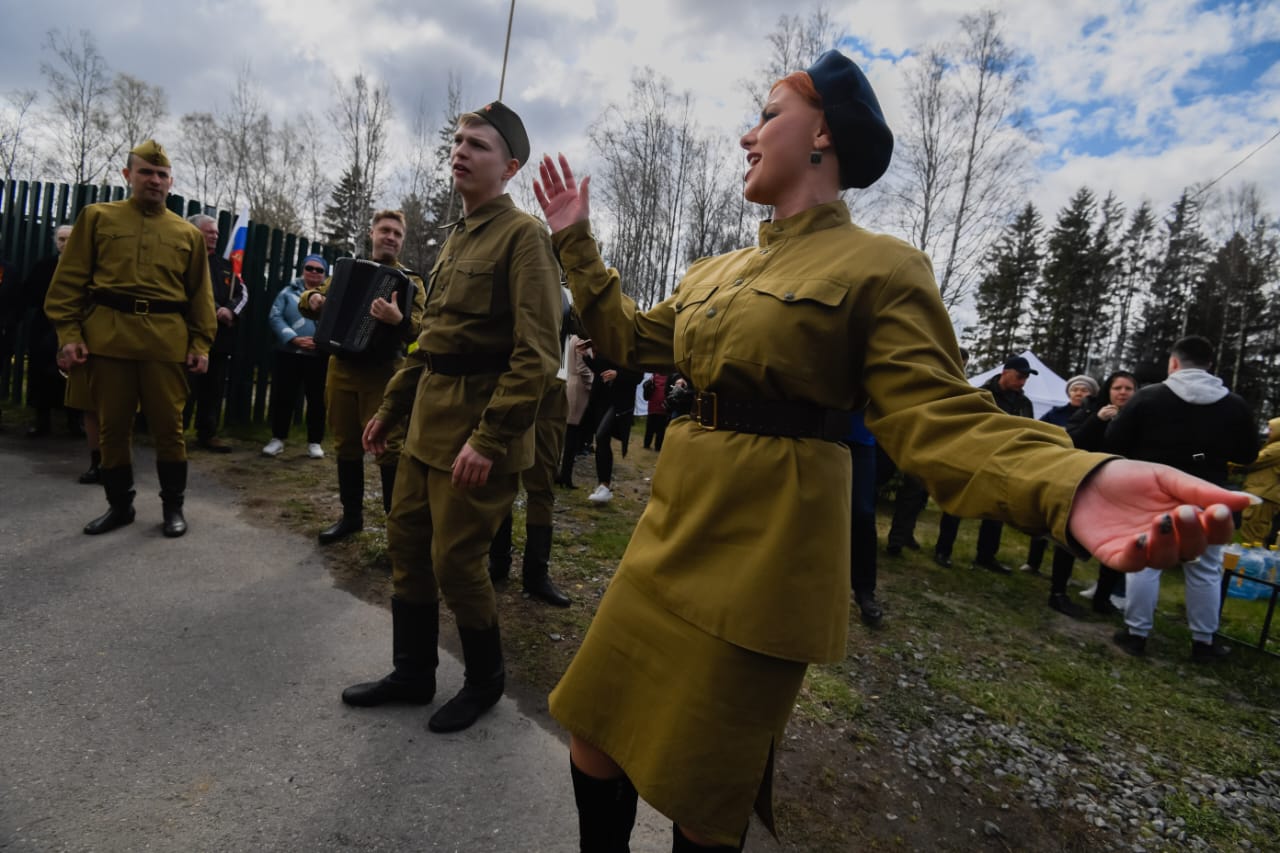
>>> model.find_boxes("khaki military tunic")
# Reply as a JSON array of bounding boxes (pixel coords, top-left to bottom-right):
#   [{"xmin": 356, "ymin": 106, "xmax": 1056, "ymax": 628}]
[
  {"xmin": 45, "ymin": 197, "xmax": 215, "ymax": 362},
  {"xmin": 379, "ymin": 194, "xmax": 562, "ymax": 622},
  {"xmin": 547, "ymin": 202, "xmax": 1109, "ymax": 844},
  {"xmin": 44, "ymin": 198, "xmax": 215, "ymax": 466}
]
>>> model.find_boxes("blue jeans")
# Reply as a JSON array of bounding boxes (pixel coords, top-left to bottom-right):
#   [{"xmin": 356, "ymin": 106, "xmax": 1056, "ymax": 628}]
[{"xmin": 1124, "ymin": 544, "xmax": 1223, "ymax": 644}]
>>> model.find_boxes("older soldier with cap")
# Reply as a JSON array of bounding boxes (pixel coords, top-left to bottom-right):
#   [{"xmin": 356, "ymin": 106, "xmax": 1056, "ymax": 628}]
[
  {"xmin": 342, "ymin": 101, "xmax": 562, "ymax": 735},
  {"xmin": 300, "ymin": 210, "xmax": 426, "ymax": 544},
  {"xmin": 45, "ymin": 140, "xmax": 215, "ymax": 537}
]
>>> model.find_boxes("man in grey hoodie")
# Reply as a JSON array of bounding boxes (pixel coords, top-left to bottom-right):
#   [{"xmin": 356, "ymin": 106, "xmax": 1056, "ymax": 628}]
[{"xmin": 1105, "ymin": 335, "xmax": 1258, "ymax": 661}]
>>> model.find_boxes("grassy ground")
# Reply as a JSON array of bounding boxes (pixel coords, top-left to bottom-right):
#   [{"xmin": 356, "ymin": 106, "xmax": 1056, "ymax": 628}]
[{"xmin": 10, "ymin": 399, "xmax": 1279, "ymax": 851}]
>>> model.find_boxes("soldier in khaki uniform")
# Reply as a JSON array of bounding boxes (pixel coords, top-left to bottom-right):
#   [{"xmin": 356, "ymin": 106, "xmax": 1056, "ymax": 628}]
[
  {"xmin": 45, "ymin": 140, "xmax": 215, "ymax": 538},
  {"xmin": 533, "ymin": 53, "xmax": 1251, "ymax": 851},
  {"xmin": 342, "ymin": 102, "xmax": 562, "ymax": 735},
  {"xmin": 299, "ymin": 210, "xmax": 426, "ymax": 544},
  {"xmin": 488, "ymin": 286, "xmax": 573, "ymax": 608}
]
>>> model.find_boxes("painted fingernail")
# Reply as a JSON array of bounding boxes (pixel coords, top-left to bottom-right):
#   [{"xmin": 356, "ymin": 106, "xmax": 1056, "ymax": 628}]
[
  {"xmin": 1244, "ymin": 492, "xmax": 1263, "ymax": 505},
  {"xmin": 1136, "ymin": 534, "xmax": 1148, "ymax": 550},
  {"xmin": 1211, "ymin": 506, "xmax": 1230, "ymax": 521},
  {"xmin": 1158, "ymin": 515, "xmax": 1174, "ymax": 534},
  {"xmin": 1178, "ymin": 506, "xmax": 1197, "ymax": 523}
]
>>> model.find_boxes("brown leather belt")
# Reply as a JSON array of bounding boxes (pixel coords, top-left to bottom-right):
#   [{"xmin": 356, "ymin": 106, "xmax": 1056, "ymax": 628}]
[
  {"xmin": 690, "ymin": 391, "xmax": 850, "ymax": 441},
  {"xmin": 91, "ymin": 291, "xmax": 187, "ymax": 315},
  {"xmin": 423, "ymin": 351, "xmax": 511, "ymax": 376}
]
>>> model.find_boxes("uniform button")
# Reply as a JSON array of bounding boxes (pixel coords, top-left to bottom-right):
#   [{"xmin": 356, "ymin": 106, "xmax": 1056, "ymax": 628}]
[
  {"xmin": 733, "ymin": 278, "xmax": 743, "ymax": 286},
  {"xmin": 784, "ymin": 292, "xmax": 795, "ymax": 301},
  {"xmin": 706, "ymin": 307, "xmax": 717, "ymax": 318}
]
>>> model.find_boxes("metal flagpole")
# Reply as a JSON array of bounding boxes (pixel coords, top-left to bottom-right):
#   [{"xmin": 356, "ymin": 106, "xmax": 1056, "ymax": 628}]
[{"xmin": 498, "ymin": 0, "xmax": 516, "ymax": 100}]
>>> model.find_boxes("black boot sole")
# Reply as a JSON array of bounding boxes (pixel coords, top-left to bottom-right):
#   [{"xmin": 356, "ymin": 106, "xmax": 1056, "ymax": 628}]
[
  {"xmin": 342, "ymin": 677, "xmax": 436, "ymax": 707},
  {"xmin": 84, "ymin": 507, "xmax": 136, "ymax": 535},
  {"xmin": 318, "ymin": 518, "xmax": 363, "ymax": 545},
  {"xmin": 427, "ymin": 683, "xmax": 504, "ymax": 733}
]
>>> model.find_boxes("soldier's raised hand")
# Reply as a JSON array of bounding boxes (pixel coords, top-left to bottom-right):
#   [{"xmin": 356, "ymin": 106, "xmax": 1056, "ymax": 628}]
[{"xmin": 534, "ymin": 154, "xmax": 591, "ymax": 233}]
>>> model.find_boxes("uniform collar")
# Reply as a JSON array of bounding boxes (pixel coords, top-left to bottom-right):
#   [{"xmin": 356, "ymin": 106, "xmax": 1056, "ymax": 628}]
[
  {"xmin": 757, "ymin": 200, "xmax": 850, "ymax": 247},
  {"xmin": 128, "ymin": 195, "xmax": 167, "ymax": 217},
  {"xmin": 446, "ymin": 193, "xmax": 515, "ymax": 233}
]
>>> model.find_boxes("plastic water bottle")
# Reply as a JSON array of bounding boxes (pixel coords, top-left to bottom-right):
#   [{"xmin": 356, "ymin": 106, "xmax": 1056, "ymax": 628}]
[
  {"xmin": 1242, "ymin": 545, "xmax": 1268, "ymax": 600},
  {"xmin": 1223, "ymin": 543, "xmax": 1250, "ymax": 600},
  {"xmin": 1230, "ymin": 545, "xmax": 1265, "ymax": 600}
]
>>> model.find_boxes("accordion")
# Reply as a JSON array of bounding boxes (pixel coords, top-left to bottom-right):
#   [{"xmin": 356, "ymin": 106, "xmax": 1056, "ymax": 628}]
[{"xmin": 315, "ymin": 258, "xmax": 416, "ymax": 362}]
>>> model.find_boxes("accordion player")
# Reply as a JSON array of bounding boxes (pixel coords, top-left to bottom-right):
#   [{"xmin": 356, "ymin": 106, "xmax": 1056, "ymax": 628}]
[{"xmin": 315, "ymin": 258, "xmax": 418, "ymax": 362}]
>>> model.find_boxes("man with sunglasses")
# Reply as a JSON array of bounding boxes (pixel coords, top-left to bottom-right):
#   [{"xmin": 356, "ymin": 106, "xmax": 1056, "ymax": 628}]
[{"xmin": 263, "ymin": 254, "xmax": 330, "ymax": 459}]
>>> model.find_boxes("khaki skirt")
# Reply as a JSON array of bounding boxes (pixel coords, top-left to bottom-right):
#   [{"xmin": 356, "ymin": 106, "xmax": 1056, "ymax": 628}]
[{"xmin": 548, "ymin": 571, "xmax": 807, "ymax": 846}]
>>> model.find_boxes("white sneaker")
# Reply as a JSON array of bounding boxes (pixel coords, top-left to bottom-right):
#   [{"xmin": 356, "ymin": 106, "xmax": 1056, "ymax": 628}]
[
  {"xmin": 308, "ymin": 443, "xmax": 325, "ymax": 459},
  {"xmin": 587, "ymin": 484, "xmax": 613, "ymax": 504},
  {"xmin": 1078, "ymin": 582, "xmax": 1097, "ymax": 600},
  {"xmin": 262, "ymin": 438, "xmax": 285, "ymax": 457}
]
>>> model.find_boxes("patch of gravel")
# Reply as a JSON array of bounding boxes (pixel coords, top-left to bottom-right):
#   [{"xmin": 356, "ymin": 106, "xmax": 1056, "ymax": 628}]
[{"xmin": 871, "ymin": 641, "xmax": 1280, "ymax": 851}]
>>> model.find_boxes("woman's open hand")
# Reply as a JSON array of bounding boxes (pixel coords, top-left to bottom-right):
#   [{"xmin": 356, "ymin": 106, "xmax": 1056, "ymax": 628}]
[{"xmin": 534, "ymin": 153, "xmax": 591, "ymax": 233}]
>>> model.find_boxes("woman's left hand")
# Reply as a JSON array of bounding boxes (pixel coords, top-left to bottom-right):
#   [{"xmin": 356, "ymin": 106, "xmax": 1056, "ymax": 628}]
[{"xmin": 1068, "ymin": 459, "xmax": 1252, "ymax": 571}]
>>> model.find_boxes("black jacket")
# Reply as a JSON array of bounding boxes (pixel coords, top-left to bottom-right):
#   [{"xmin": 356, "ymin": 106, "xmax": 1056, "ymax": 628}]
[
  {"xmin": 980, "ymin": 374, "xmax": 1034, "ymax": 419},
  {"xmin": 1105, "ymin": 374, "xmax": 1257, "ymax": 486}
]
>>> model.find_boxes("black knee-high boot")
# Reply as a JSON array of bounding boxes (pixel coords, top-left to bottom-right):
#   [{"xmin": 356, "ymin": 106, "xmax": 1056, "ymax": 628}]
[
  {"xmin": 78, "ymin": 449, "xmax": 101, "ymax": 484},
  {"xmin": 319, "ymin": 459, "xmax": 364, "ymax": 544},
  {"xmin": 570, "ymin": 760, "xmax": 638, "ymax": 853},
  {"xmin": 156, "ymin": 459, "xmax": 189, "ymax": 538},
  {"xmin": 341, "ymin": 597, "xmax": 438, "ymax": 706},
  {"xmin": 83, "ymin": 465, "xmax": 136, "ymax": 535},
  {"xmin": 558, "ymin": 424, "xmax": 581, "ymax": 488},
  {"xmin": 379, "ymin": 461, "xmax": 398, "ymax": 515},
  {"xmin": 427, "ymin": 624, "xmax": 504, "ymax": 733},
  {"xmin": 522, "ymin": 524, "xmax": 570, "ymax": 606}
]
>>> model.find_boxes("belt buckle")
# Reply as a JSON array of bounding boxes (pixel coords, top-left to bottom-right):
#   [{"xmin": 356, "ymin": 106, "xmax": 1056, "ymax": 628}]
[
  {"xmin": 133, "ymin": 299, "xmax": 150, "ymax": 315},
  {"xmin": 694, "ymin": 391, "xmax": 718, "ymax": 430}
]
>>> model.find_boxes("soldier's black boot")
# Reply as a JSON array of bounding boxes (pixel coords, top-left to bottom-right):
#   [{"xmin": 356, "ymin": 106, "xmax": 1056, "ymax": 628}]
[
  {"xmin": 78, "ymin": 450, "xmax": 102, "ymax": 484},
  {"xmin": 427, "ymin": 624, "xmax": 504, "ymax": 733},
  {"xmin": 489, "ymin": 514, "xmax": 513, "ymax": 583},
  {"xmin": 522, "ymin": 524, "xmax": 570, "ymax": 607},
  {"xmin": 342, "ymin": 597, "xmax": 438, "ymax": 706},
  {"xmin": 84, "ymin": 466, "xmax": 136, "ymax": 535},
  {"xmin": 157, "ymin": 460, "xmax": 188, "ymax": 538},
  {"xmin": 319, "ymin": 459, "xmax": 364, "ymax": 545},
  {"xmin": 570, "ymin": 760, "xmax": 638, "ymax": 853},
  {"xmin": 379, "ymin": 461, "xmax": 398, "ymax": 515}
]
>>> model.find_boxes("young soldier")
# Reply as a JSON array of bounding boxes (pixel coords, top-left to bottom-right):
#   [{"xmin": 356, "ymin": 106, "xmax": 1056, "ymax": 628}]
[
  {"xmin": 343, "ymin": 102, "xmax": 562, "ymax": 733},
  {"xmin": 44, "ymin": 140, "xmax": 215, "ymax": 537},
  {"xmin": 299, "ymin": 210, "xmax": 426, "ymax": 544}
]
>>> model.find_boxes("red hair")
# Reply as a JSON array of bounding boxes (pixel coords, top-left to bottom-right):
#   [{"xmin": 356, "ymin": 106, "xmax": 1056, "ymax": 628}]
[{"xmin": 769, "ymin": 72, "xmax": 823, "ymax": 109}]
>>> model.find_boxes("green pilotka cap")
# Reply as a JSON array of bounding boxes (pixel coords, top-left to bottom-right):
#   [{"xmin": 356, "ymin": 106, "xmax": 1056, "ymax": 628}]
[
  {"xmin": 473, "ymin": 101, "xmax": 530, "ymax": 166},
  {"xmin": 129, "ymin": 139, "xmax": 171, "ymax": 167}
]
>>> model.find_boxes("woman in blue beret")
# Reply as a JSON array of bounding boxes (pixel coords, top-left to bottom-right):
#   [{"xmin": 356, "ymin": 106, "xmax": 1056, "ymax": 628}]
[{"xmin": 534, "ymin": 51, "xmax": 1246, "ymax": 851}]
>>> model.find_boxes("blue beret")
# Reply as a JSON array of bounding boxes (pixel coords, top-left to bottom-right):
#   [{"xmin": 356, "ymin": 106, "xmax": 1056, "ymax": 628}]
[
  {"xmin": 303, "ymin": 254, "xmax": 328, "ymax": 272},
  {"xmin": 805, "ymin": 50, "xmax": 894, "ymax": 189}
]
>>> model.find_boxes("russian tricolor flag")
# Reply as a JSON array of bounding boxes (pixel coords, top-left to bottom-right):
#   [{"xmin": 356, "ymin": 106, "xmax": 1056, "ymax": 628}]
[{"xmin": 222, "ymin": 205, "xmax": 250, "ymax": 315}]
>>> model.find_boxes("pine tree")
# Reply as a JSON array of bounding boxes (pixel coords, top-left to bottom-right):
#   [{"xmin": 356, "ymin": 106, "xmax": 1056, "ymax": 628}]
[
  {"xmin": 1127, "ymin": 191, "xmax": 1210, "ymax": 379},
  {"xmin": 322, "ymin": 165, "xmax": 371, "ymax": 255},
  {"xmin": 1106, "ymin": 202, "xmax": 1159, "ymax": 371},
  {"xmin": 1033, "ymin": 187, "xmax": 1098, "ymax": 376},
  {"xmin": 967, "ymin": 203, "xmax": 1042, "ymax": 368}
]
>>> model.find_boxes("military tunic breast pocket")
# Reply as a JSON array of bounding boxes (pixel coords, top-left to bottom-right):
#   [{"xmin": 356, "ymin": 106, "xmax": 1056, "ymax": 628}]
[
  {"xmin": 156, "ymin": 235, "xmax": 193, "ymax": 272},
  {"xmin": 730, "ymin": 277, "xmax": 849, "ymax": 383},
  {"xmin": 95, "ymin": 228, "xmax": 139, "ymax": 264},
  {"xmin": 671, "ymin": 283, "xmax": 718, "ymax": 363},
  {"xmin": 442, "ymin": 259, "xmax": 496, "ymax": 316}
]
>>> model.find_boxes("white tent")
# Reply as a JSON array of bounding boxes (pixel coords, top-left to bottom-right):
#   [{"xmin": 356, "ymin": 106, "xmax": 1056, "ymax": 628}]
[{"xmin": 968, "ymin": 350, "xmax": 1070, "ymax": 419}]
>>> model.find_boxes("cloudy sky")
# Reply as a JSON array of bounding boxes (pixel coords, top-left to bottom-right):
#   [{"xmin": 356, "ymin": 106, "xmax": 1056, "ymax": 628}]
[{"xmin": 2, "ymin": 0, "xmax": 1278, "ymax": 242}]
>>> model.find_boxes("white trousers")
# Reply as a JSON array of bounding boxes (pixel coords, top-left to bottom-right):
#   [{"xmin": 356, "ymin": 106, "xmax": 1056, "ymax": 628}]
[{"xmin": 1124, "ymin": 544, "xmax": 1223, "ymax": 644}]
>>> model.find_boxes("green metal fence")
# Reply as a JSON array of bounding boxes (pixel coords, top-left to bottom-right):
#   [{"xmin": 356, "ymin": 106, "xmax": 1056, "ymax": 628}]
[{"xmin": 0, "ymin": 179, "xmax": 341, "ymax": 426}]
